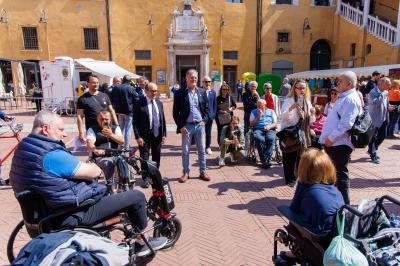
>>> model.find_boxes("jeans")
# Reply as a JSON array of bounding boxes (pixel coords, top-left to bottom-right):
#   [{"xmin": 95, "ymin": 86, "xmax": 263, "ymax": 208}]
[
  {"xmin": 368, "ymin": 120, "xmax": 388, "ymax": 156},
  {"xmin": 325, "ymin": 145, "xmax": 352, "ymax": 204},
  {"xmin": 57, "ymin": 190, "xmax": 148, "ymax": 231},
  {"xmin": 117, "ymin": 113, "xmax": 133, "ymax": 148},
  {"xmin": 388, "ymin": 111, "xmax": 399, "ymax": 136},
  {"xmin": 253, "ymin": 129, "xmax": 276, "ymax": 163},
  {"xmin": 182, "ymin": 123, "xmax": 206, "ymax": 174},
  {"xmin": 205, "ymin": 119, "xmax": 213, "ymax": 149}
]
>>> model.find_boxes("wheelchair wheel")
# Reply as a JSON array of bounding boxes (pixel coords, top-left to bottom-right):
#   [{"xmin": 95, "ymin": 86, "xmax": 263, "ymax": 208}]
[
  {"xmin": 7, "ymin": 220, "xmax": 31, "ymax": 263},
  {"xmin": 153, "ymin": 216, "xmax": 182, "ymax": 249}
]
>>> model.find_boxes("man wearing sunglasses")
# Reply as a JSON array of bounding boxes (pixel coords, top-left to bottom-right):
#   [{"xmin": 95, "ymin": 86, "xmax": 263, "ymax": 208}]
[{"xmin": 202, "ymin": 77, "xmax": 217, "ymax": 155}]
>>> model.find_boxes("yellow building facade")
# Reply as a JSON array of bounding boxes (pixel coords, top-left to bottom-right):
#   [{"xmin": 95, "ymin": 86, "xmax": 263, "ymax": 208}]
[{"xmin": 0, "ymin": 0, "xmax": 400, "ymax": 94}]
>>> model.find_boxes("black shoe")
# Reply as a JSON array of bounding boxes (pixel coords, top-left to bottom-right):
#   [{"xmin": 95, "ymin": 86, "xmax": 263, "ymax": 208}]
[
  {"xmin": 141, "ymin": 179, "xmax": 150, "ymax": 188},
  {"xmin": 134, "ymin": 237, "xmax": 168, "ymax": 257},
  {"xmin": 262, "ymin": 161, "xmax": 271, "ymax": 169},
  {"xmin": 287, "ymin": 181, "xmax": 296, "ymax": 187},
  {"xmin": 0, "ymin": 178, "xmax": 11, "ymax": 188}
]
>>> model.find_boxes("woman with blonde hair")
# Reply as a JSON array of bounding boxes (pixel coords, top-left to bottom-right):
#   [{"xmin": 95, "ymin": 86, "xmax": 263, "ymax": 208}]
[
  {"xmin": 290, "ymin": 148, "xmax": 344, "ymax": 234},
  {"xmin": 280, "ymin": 80, "xmax": 315, "ymax": 187}
]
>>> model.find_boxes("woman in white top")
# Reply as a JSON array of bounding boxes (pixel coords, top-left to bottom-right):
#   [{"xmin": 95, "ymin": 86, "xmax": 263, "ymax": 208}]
[
  {"xmin": 280, "ymin": 80, "xmax": 314, "ymax": 187},
  {"xmin": 324, "ymin": 88, "xmax": 338, "ymax": 116}
]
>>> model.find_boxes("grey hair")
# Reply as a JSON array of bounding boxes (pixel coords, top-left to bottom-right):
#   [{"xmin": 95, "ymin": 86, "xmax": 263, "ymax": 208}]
[
  {"xmin": 257, "ymin": 99, "xmax": 266, "ymax": 105},
  {"xmin": 263, "ymin": 82, "xmax": 272, "ymax": 89},
  {"xmin": 32, "ymin": 111, "xmax": 62, "ymax": 133},
  {"xmin": 186, "ymin": 69, "xmax": 198, "ymax": 78},
  {"xmin": 202, "ymin": 75, "xmax": 211, "ymax": 81},
  {"xmin": 340, "ymin": 71, "xmax": 357, "ymax": 87},
  {"xmin": 283, "ymin": 77, "xmax": 289, "ymax": 82},
  {"xmin": 250, "ymin": 80, "xmax": 258, "ymax": 87},
  {"xmin": 378, "ymin": 77, "xmax": 391, "ymax": 86},
  {"xmin": 113, "ymin": 76, "xmax": 121, "ymax": 82}
]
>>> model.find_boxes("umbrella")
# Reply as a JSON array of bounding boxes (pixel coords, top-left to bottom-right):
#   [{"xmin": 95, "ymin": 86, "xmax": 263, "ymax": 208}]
[{"xmin": 17, "ymin": 62, "xmax": 26, "ymax": 95}]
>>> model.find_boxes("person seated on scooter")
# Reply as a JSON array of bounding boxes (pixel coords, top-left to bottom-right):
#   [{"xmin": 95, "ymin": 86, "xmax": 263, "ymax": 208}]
[
  {"xmin": 9, "ymin": 111, "xmax": 167, "ymax": 257},
  {"xmin": 277, "ymin": 148, "xmax": 344, "ymax": 265},
  {"xmin": 309, "ymin": 105, "xmax": 326, "ymax": 150},
  {"xmin": 86, "ymin": 110, "xmax": 124, "ymax": 190},
  {"xmin": 249, "ymin": 99, "xmax": 277, "ymax": 168},
  {"xmin": 0, "ymin": 111, "xmax": 13, "ymax": 187},
  {"xmin": 218, "ymin": 116, "xmax": 245, "ymax": 166}
]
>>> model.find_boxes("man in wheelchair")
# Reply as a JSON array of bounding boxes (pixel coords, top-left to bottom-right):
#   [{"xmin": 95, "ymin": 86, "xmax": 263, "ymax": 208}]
[
  {"xmin": 9, "ymin": 111, "xmax": 167, "ymax": 257},
  {"xmin": 86, "ymin": 110, "xmax": 124, "ymax": 190},
  {"xmin": 249, "ymin": 99, "xmax": 278, "ymax": 168}
]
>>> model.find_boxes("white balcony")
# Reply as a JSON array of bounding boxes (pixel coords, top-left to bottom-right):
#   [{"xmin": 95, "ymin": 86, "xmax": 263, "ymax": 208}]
[
  {"xmin": 367, "ymin": 15, "xmax": 397, "ymax": 46},
  {"xmin": 338, "ymin": 1, "xmax": 400, "ymax": 47},
  {"xmin": 339, "ymin": 2, "xmax": 363, "ymax": 27}
]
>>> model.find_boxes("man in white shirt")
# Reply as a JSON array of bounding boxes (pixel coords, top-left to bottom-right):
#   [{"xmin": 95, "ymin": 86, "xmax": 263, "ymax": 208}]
[
  {"xmin": 319, "ymin": 71, "xmax": 362, "ymax": 204},
  {"xmin": 86, "ymin": 111, "xmax": 124, "ymax": 188}
]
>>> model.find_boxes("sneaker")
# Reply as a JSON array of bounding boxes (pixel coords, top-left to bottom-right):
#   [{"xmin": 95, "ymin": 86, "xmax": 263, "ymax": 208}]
[
  {"xmin": 371, "ymin": 156, "xmax": 380, "ymax": 164},
  {"xmin": 218, "ymin": 157, "xmax": 225, "ymax": 166},
  {"xmin": 229, "ymin": 154, "xmax": 237, "ymax": 163},
  {"xmin": 0, "ymin": 178, "xmax": 11, "ymax": 189},
  {"xmin": 135, "ymin": 236, "xmax": 168, "ymax": 257},
  {"xmin": 206, "ymin": 148, "xmax": 212, "ymax": 155}
]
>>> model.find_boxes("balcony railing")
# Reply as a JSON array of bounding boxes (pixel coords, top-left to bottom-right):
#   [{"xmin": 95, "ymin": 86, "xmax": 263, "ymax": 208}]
[
  {"xmin": 367, "ymin": 15, "xmax": 397, "ymax": 46},
  {"xmin": 338, "ymin": 1, "xmax": 399, "ymax": 46},
  {"xmin": 339, "ymin": 2, "xmax": 363, "ymax": 27}
]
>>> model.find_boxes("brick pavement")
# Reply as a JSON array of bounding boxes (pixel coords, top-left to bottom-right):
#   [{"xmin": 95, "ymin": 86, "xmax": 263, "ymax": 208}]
[{"xmin": 0, "ymin": 100, "xmax": 400, "ymax": 265}]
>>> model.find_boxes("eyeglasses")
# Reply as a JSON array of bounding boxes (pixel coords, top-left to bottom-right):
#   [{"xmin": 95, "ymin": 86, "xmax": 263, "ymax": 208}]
[
  {"xmin": 203, "ymin": 80, "xmax": 211, "ymax": 83},
  {"xmin": 331, "ymin": 92, "xmax": 338, "ymax": 95},
  {"xmin": 150, "ymin": 90, "xmax": 158, "ymax": 93}
]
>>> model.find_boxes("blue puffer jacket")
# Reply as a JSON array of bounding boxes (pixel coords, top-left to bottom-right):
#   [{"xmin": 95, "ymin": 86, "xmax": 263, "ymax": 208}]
[{"xmin": 10, "ymin": 134, "xmax": 107, "ymax": 210}]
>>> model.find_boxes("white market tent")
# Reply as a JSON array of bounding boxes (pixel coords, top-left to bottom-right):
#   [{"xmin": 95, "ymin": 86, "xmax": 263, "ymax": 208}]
[
  {"xmin": 75, "ymin": 58, "xmax": 141, "ymax": 79},
  {"xmin": 286, "ymin": 64, "xmax": 400, "ymax": 80}
]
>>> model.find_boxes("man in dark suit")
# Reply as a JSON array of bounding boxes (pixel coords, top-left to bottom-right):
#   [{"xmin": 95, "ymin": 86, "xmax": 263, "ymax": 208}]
[
  {"xmin": 133, "ymin": 82, "xmax": 167, "ymax": 188},
  {"xmin": 202, "ymin": 76, "xmax": 217, "ymax": 155},
  {"xmin": 173, "ymin": 69, "xmax": 210, "ymax": 183}
]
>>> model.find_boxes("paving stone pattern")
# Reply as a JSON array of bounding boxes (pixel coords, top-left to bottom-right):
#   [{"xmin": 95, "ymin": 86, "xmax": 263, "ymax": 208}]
[{"xmin": 0, "ymin": 101, "xmax": 399, "ymax": 265}]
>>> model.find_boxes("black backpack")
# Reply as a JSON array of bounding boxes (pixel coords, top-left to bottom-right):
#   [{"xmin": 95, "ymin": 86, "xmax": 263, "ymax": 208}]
[{"xmin": 338, "ymin": 106, "xmax": 375, "ymax": 148}]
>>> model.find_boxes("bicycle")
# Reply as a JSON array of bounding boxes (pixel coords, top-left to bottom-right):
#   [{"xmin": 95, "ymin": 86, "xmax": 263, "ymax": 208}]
[
  {"xmin": 7, "ymin": 147, "xmax": 182, "ymax": 264},
  {"xmin": 0, "ymin": 117, "xmax": 23, "ymax": 182}
]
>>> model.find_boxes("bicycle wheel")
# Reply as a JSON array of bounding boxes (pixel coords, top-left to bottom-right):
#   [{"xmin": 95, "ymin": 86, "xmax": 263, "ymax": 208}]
[
  {"xmin": 7, "ymin": 220, "xmax": 31, "ymax": 263},
  {"xmin": 153, "ymin": 216, "xmax": 182, "ymax": 249}
]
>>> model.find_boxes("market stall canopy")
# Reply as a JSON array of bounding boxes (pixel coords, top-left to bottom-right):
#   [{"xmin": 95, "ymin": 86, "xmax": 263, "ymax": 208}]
[
  {"xmin": 286, "ymin": 64, "xmax": 400, "ymax": 80},
  {"xmin": 75, "ymin": 59, "xmax": 141, "ymax": 79}
]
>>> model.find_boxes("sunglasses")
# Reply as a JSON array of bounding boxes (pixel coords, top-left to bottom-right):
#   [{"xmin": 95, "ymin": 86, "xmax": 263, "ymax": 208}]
[{"xmin": 203, "ymin": 80, "xmax": 211, "ymax": 83}]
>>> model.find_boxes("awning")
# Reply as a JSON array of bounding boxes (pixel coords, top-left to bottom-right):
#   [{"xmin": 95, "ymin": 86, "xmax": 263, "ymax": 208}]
[
  {"xmin": 75, "ymin": 59, "xmax": 141, "ymax": 79},
  {"xmin": 286, "ymin": 64, "xmax": 400, "ymax": 80}
]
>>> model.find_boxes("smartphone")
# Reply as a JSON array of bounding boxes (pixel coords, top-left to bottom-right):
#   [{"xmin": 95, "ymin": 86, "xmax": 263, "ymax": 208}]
[{"xmin": 102, "ymin": 121, "xmax": 110, "ymax": 129}]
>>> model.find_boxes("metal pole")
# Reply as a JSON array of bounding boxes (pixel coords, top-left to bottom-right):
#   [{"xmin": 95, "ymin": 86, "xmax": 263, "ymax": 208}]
[{"xmin": 105, "ymin": 0, "xmax": 113, "ymax": 61}]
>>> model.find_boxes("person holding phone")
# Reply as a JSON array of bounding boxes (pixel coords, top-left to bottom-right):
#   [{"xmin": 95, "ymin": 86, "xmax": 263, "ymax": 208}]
[{"xmin": 86, "ymin": 111, "xmax": 124, "ymax": 187}]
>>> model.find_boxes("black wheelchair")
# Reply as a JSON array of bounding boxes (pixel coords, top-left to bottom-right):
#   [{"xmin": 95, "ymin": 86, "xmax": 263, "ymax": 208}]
[
  {"xmin": 7, "ymin": 149, "xmax": 182, "ymax": 265},
  {"xmin": 272, "ymin": 195, "xmax": 400, "ymax": 266},
  {"xmin": 245, "ymin": 128, "xmax": 282, "ymax": 165}
]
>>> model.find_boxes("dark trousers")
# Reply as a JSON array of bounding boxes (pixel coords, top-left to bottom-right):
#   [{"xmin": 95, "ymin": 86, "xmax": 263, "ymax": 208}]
[
  {"xmin": 59, "ymin": 190, "xmax": 147, "ymax": 231},
  {"xmin": 244, "ymin": 112, "xmax": 251, "ymax": 134},
  {"xmin": 237, "ymin": 90, "xmax": 242, "ymax": 102},
  {"xmin": 388, "ymin": 111, "xmax": 399, "ymax": 136},
  {"xmin": 216, "ymin": 123, "xmax": 226, "ymax": 145},
  {"xmin": 368, "ymin": 120, "xmax": 387, "ymax": 156},
  {"xmin": 325, "ymin": 145, "xmax": 352, "ymax": 204},
  {"xmin": 34, "ymin": 99, "xmax": 42, "ymax": 113},
  {"xmin": 139, "ymin": 135, "xmax": 162, "ymax": 169},
  {"xmin": 282, "ymin": 149, "xmax": 300, "ymax": 184},
  {"xmin": 205, "ymin": 119, "xmax": 213, "ymax": 149}
]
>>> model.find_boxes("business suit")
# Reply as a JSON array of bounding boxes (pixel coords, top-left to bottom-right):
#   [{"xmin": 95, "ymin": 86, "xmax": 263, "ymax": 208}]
[
  {"xmin": 205, "ymin": 88, "xmax": 217, "ymax": 150},
  {"xmin": 133, "ymin": 96, "xmax": 166, "ymax": 168},
  {"xmin": 367, "ymin": 87, "xmax": 389, "ymax": 161},
  {"xmin": 173, "ymin": 87, "xmax": 209, "ymax": 177}
]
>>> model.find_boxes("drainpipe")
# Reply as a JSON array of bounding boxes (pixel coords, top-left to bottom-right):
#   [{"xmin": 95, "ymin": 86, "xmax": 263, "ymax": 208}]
[
  {"xmin": 255, "ymin": 0, "xmax": 262, "ymax": 75},
  {"xmin": 105, "ymin": 0, "xmax": 112, "ymax": 61}
]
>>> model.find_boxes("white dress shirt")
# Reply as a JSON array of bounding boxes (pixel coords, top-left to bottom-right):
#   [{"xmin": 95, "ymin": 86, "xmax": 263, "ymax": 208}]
[
  {"xmin": 146, "ymin": 96, "xmax": 160, "ymax": 130},
  {"xmin": 319, "ymin": 88, "xmax": 362, "ymax": 148}
]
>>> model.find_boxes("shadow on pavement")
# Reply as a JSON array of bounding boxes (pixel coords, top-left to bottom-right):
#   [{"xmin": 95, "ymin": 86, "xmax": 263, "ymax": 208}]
[
  {"xmin": 228, "ymin": 197, "xmax": 291, "ymax": 216},
  {"xmin": 351, "ymin": 177, "xmax": 400, "ymax": 189},
  {"xmin": 208, "ymin": 179, "xmax": 286, "ymax": 195}
]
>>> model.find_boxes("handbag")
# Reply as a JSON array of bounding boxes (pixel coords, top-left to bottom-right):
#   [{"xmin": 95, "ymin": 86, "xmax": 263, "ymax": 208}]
[{"xmin": 218, "ymin": 97, "xmax": 232, "ymax": 125}]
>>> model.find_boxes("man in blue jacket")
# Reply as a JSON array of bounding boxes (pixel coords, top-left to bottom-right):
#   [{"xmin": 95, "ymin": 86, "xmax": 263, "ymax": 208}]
[
  {"xmin": 202, "ymin": 76, "xmax": 217, "ymax": 155},
  {"xmin": 0, "ymin": 111, "xmax": 13, "ymax": 187},
  {"xmin": 10, "ymin": 111, "xmax": 167, "ymax": 256},
  {"xmin": 368, "ymin": 77, "xmax": 391, "ymax": 164}
]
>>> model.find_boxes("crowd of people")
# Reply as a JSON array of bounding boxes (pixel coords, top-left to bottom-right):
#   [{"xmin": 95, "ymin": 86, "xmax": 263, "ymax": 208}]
[{"xmin": 1, "ymin": 66, "xmax": 399, "ymax": 263}]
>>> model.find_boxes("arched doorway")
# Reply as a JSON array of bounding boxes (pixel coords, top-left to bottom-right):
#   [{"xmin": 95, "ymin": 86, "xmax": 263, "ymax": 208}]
[{"xmin": 310, "ymin": 40, "xmax": 331, "ymax": 70}]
